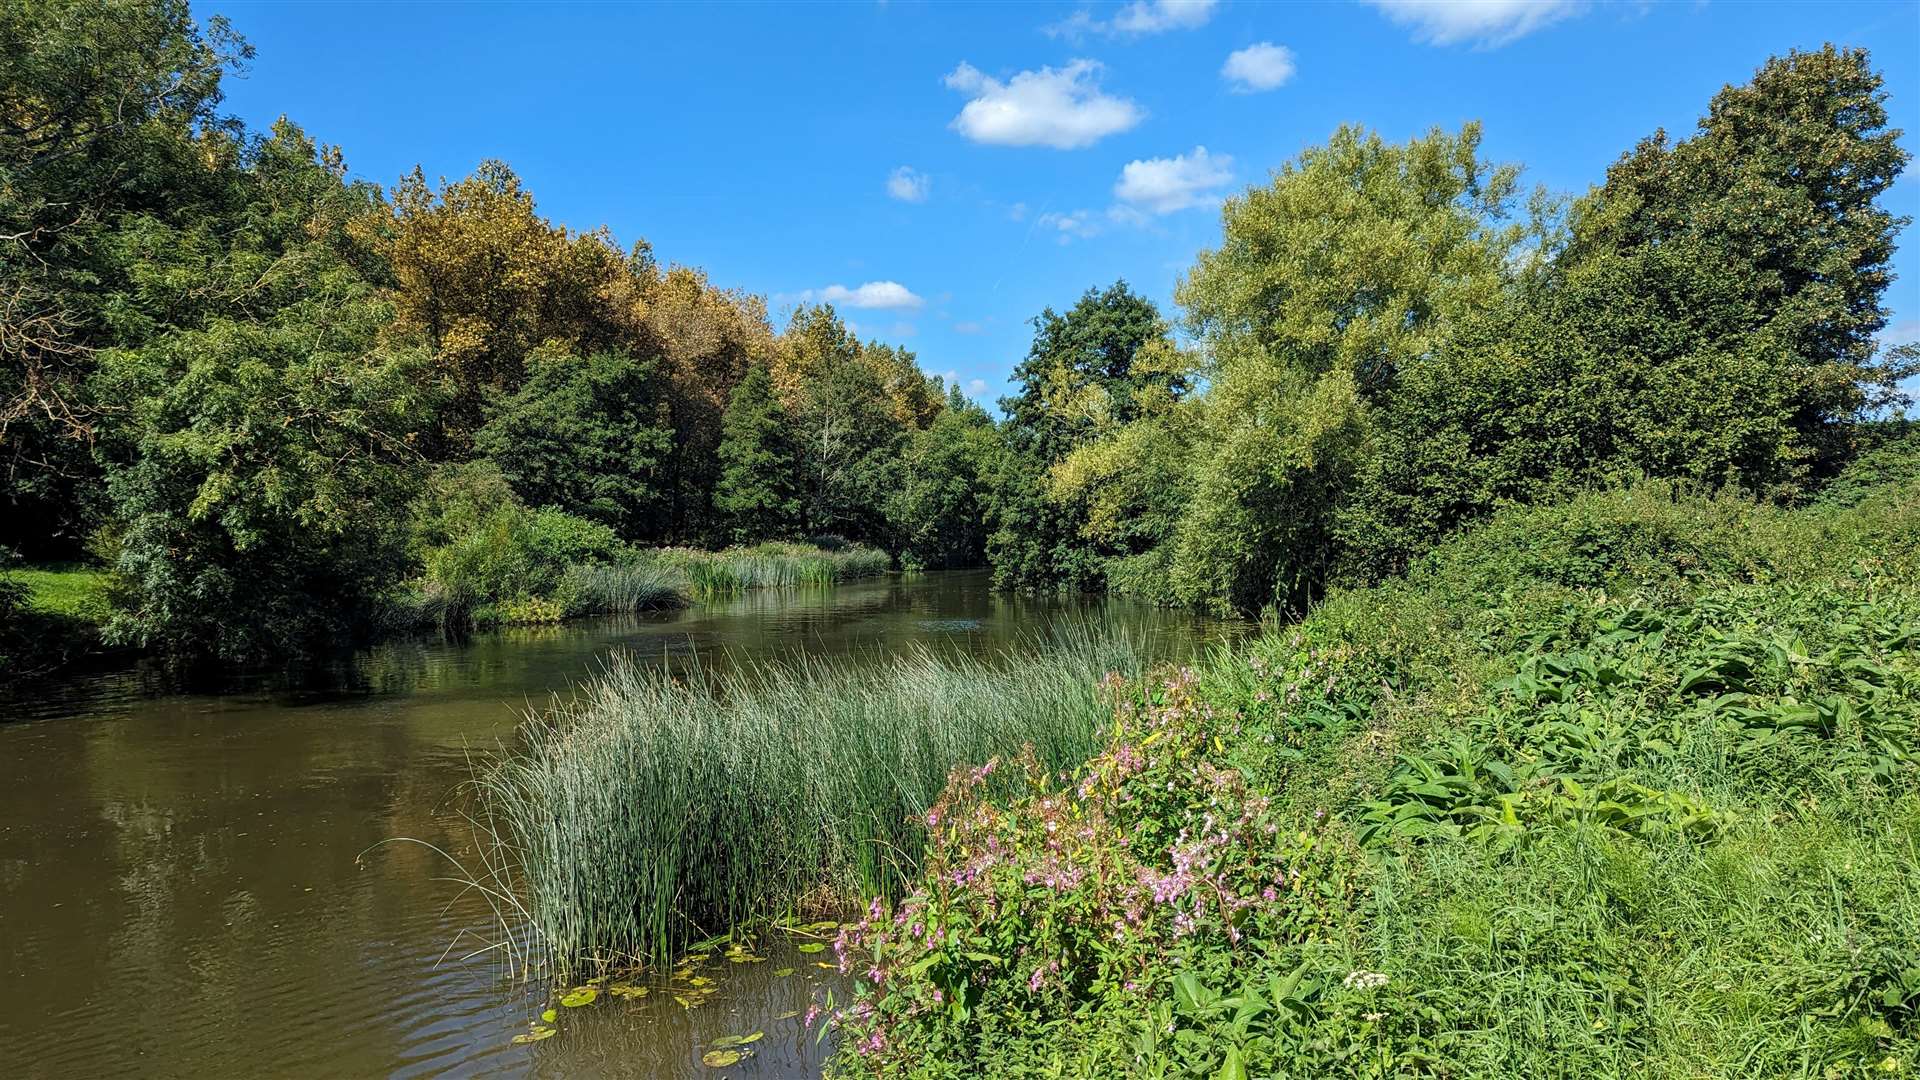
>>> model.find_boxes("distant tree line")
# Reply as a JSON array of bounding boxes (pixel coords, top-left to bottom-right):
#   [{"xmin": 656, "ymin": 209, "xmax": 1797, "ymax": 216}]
[{"xmin": 2, "ymin": 0, "xmax": 1912, "ymax": 662}]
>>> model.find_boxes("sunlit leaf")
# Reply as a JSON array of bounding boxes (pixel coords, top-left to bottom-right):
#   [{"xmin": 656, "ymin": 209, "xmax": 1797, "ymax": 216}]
[
  {"xmin": 797, "ymin": 943, "xmax": 826, "ymax": 953},
  {"xmin": 559, "ymin": 987, "xmax": 598, "ymax": 1008},
  {"xmin": 702, "ymin": 1049, "xmax": 743, "ymax": 1067}
]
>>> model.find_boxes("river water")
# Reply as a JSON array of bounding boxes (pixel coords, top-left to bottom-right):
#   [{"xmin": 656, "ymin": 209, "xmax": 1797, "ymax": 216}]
[{"xmin": 0, "ymin": 572, "xmax": 1230, "ymax": 1078}]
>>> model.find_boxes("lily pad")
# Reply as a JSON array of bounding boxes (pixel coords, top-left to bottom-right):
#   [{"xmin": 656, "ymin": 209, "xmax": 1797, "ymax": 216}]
[
  {"xmin": 712, "ymin": 1031, "xmax": 763, "ymax": 1049},
  {"xmin": 797, "ymin": 942, "xmax": 826, "ymax": 953},
  {"xmin": 540, "ymin": 1008, "xmax": 557, "ymax": 1023},
  {"xmin": 806, "ymin": 920, "xmax": 839, "ymax": 932},
  {"xmin": 511, "ymin": 1025, "xmax": 557, "ymax": 1044},
  {"xmin": 607, "ymin": 983, "xmax": 650, "ymax": 1000},
  {"xmin": 559, "ymin": 987, "xmax": 598, "ymax": 1008},
  {"xmin": 771, "ymin": 967, "xmax": 796, "ymax": 977},
  {"xmin": 702, "ymin": 1049, "xmax": 743, "ymax": 1067},
  {"xmin": 688, "ymin": 975, "xmax": 714, "ymax": 987}
]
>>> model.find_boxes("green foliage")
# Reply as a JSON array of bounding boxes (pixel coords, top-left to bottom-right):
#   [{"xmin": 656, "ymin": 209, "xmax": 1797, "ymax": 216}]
[
  {"xmin": 474, "ymin": 349, "xmax": 673, "ymax": 540},
  {"xmin": 713, "ymin": 363, "xmax": 801, "ymax": 543},
  {"xmin": 891, "ymin": 393, "xmax": 995, "ymax": 570},
  {"xmin": 86, "ymin": 123, "xmax": 432, "ymax": 663},
  {"xmin": 412, "ymin": 465, "xmax": 623, "ymax": 629},
  {"xmin": 827, "ymin": 464, "xmax": 1920, "ymax": 1078},
  {"xmin": 988, "ymin": 282, "xmax": 1177, "ymax": 591}
]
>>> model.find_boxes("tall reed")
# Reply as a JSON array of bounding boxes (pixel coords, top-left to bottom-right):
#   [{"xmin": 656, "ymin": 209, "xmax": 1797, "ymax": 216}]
[
  {"xmin": 479, "ymin": 624, "xmax": 1143, "ymax": 977},
  {"xmin": 558, "ymin": 561, "xmax": 688, "ymax": 616}
]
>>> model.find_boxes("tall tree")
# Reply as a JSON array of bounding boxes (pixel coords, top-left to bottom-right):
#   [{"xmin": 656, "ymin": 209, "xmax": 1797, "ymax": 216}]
[
  {"xmin": 713, "ymin": 363, "xmax": 800, "ymax": 543},
  {"xmin": 474, "ymin": 348, "xmax": 673, "ymax": 541}
]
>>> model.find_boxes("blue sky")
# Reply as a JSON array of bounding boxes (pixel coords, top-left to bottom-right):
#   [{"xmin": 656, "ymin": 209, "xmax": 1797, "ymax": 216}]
[{"xmin": 207, "ymin": 0, "xmax": 1920, "ymax": 406}]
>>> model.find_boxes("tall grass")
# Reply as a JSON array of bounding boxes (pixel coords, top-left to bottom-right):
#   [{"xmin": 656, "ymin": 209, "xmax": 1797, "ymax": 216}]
[
  {"xmin": 557, "ymin": 561, "xmax": 687, "ymax": 616},
  {"xmin": 478, "ymin": 624, "xmax": 1144, "ymax": 977},
  {"xmin": 649, "ymin": 541, "xmax": 891, "ymax": 597}
]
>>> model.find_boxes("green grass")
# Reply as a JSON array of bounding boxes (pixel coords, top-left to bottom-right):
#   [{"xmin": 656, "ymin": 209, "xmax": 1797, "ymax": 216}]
[
  {"xmin": 556, "ymin": 561, "xmax": 688, "ymax": 616},
  {"xmin": 647, "ymin": 541, "xmax": 892, "ymax": 597},
  {"xmin": 9, "ymin": 562, "xmax": 114, "ymax": 625},
  {"xmin": 476, "ymin": 624, "xmax": 1145, "ymax": 978}
]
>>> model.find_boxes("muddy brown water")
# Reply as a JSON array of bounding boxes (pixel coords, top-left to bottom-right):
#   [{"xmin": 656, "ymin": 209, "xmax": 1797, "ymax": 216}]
[{"xmin": 0, "ymin": 572, "xmax": 1233, "ymax": 1078}]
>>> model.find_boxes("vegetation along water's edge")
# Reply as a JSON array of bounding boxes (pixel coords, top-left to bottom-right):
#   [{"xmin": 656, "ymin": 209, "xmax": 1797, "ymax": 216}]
[{"xmin": 819, "ymin": 439, "xmax": 1920, "ymax": 1077}]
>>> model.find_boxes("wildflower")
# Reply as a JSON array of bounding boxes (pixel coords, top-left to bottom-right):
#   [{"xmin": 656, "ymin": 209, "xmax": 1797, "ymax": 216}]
[{"xmin": 1343, "ymin": 970, "xmax": 1389, "ymax": 990}]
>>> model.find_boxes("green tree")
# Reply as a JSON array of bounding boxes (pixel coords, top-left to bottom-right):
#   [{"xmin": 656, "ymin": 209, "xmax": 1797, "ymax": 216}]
[
  {"xmin": 1, "ymin": 0, "xmax": 251, "ymax": 557},
  {"xmin": 474, "ymin": 348, "xmax": 673, "ymax": 541},
  {"xmin": 713, "ymin": 362, "xmax": 800, "ymax": 543},
  {"xmin": 892, "ymin": 388, "xmax": 994, "ymax": 570},
  {"xmin": 89, "ymin": 122, "xmax": 432, "ymax": 663},
  {"xmin": 1342, "ymin": 46, "xmax": 1917, "ymax": 579},
  {"xmin": 1158, "ymin": 123, "xmax": 1524, "ymax": 613},
  {"xmin": 990, "ymin": 282, "xmax": 1177, "ymax": 592}
]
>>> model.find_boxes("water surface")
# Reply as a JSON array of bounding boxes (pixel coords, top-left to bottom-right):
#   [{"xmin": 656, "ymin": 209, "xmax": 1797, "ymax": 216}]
[{"xmin": 0, "ymin": 572, "xmax": 1231, "ymax": 1078}]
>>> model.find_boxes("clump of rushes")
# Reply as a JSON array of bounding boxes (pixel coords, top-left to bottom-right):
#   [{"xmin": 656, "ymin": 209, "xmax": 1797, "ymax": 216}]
[
  {"xmin": 825, "ymin": 667, "xmax": 1363, "ymax": 1073},
  {"xmin": 649, "ymin": 542, "xmax": 891, "ymax": 597},
  {"xmin": 479, "ymin": 624, "xmax": 1144, "ymax": 978},
  {"xmin": 555, "ymin": 561, "xmax": 687, "ymax": 616}
]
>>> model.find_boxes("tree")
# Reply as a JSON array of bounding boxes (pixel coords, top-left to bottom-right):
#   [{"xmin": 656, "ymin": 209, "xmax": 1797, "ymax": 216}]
[
  {"xmin": 989, "ymin": 282, "xmax": 1177, "ymax": 592},
  {"xmin": 1001, "ymin": 280, "xmax": 1178, "ymax": 462},
  {"xmin": 713, "ymin": 363, "xmax": 800, "ymax": 543},
  {"xmin": 1, "ymin": 0, "xmax": 251, "ymax": 557},
  {"xmin": 367, "ymin": 161, "xmax": 635, "ymax": 450},
  {"xmin": 474, "ymin": 349, "xmax": 673, "ymax": 541},
  {"xmin": 1139, "ymin": 124, "xmax": 1524, "ymax": 613},
  {"xmin": 891, "ymin": 388, "xmax": 994, "ymax": 570},
  {"xmin": 88, "ymin": 122, "xmax": 432, "ymax": 663},
  {"xmin": 1342, "ymin": 46, "xmax": 1917, "ymax": 579}
]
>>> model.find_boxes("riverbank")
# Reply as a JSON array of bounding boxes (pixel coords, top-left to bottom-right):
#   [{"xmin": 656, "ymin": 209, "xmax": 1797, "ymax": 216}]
[
  {"xmin": 1, "ymin": 542, "xmax": 892, "ymax": 683},
  {"xmin": 813, "ymin": 441, "xmax": 1920, "ymax": 1075}
]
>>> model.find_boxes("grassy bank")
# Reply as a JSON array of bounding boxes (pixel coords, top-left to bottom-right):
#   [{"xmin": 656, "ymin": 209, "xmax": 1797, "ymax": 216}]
[
  {"xmin": 476, "ymin": 625, "xmax": 1147, "ymax": 978},
  {"xmin": 0, "ymin": 562, "xmax": 115, "ymax": 678},
  {"xmin": 405, "ymin": 540, "xmax": 892, "ymax": 630},
  {"xmin": 822, "ymin": 443, "xmax": 1920, "ymax": 1077}
]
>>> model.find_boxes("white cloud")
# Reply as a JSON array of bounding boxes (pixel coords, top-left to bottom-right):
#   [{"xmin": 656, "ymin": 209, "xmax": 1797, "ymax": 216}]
[
  {"xmin": 1037, "ymin": 208, "xmax": 1103, "ymax": 243},
  {"xmin": 802, "ymin": 281, "xmax": 925, "ymax": 310},
  {"xmin": 944, "ymin": 59, "xmax": 1143, "ymax": 149},
  {"xmin": 966, "ymin": 378, "xmax": 989, "ymax": 397},
  {"xmin": 1113, "ymin": 146, "xmax": 1233, "ymax": 214},
  {"xmin": 886, "ymin": 166, "xmax": 930, "ymax": 203},
  {"xmin": 1365, "ymin": 0, "xmax": 1584, "ymax": 47},
  {"xmin": 1221, "ymin": 42, "xmax": 1296, "ymax": 92},
  {"xmin": 1047, "ymin": 0, "xmax": 1217, "ymax": 39}
]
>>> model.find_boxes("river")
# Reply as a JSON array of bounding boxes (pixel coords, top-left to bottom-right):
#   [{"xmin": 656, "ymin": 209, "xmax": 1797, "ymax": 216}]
[{"xmin": 0, "ymin": 571, "xmax": 1231, "ymax": 1078}]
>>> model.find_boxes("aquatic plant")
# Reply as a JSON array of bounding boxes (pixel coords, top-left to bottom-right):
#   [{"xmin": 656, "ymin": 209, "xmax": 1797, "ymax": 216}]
[{"xmin": 479, "ymin": 623, "xmax": 1144, "ymax": 977}]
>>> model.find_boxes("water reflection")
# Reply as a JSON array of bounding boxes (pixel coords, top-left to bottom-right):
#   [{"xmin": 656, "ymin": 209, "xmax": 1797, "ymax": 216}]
[{"xmin": 0, "ymin": 572, "xmax": 1236, "ymax": 1078}]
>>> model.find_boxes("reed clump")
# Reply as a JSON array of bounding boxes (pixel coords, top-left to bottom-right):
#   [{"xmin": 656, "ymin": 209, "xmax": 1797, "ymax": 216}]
[{"xmin": 479, "ymin": 624, "xmax": 1143, "ymax": 977}]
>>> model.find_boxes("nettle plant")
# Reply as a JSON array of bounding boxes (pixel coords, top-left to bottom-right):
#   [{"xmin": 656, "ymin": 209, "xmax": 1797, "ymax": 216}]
[{"xmin": 826, "ymin": 668, "xmax": 1361, "ymax": 1069}]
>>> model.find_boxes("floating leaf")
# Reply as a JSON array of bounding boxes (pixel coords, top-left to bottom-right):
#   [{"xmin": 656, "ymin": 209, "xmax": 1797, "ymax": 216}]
[
  {"xmin": 540, "ymin": 1008, "xmax": 557, "ymax": 1023},
  {"xmin": 772, "ymin": 967, "xmax": 796, "ymax": 977},
  {"xmin": 559, "ymin": 987, "xmax": 598, "ymax": 1008},
  {"xmin": 737, "ymin": 1031, "xmax": 764, "ymax": 1045},
  {"xmin": 689, "ymin": 975, "xmax": 714, "ymax": 987},
  {"xmin": 797, "ymin": 943, "xmax": 826, "ymax": 953},
  {"xmin": 511, "ymin": 1026, "xmax": 557, "ymax": 1044},
  {"xmin": 607, "ymin": 983, "xmax": 650, "ymax": 1000},
  {"xmin": 702, "ymin": 1049, "xmax": 743, "ymax": 1067},
  {"xmin": 776, "ymin": 1010, "xmax": 801, "ymax": 1020},
  {"xmin": 806, "ymin": 920, "xmax": 839, "ymax": 932},
  {"xmin": 729, "ymin": 953, "xmax": 766, "ymax": 964},
  {"xmin": 814, "ymin": 961, "xmax": 835, "ymax": 969}
]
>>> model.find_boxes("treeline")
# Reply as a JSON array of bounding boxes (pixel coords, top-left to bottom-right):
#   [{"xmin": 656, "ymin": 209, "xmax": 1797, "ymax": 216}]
[
  {"xmin": 4, "ymin": 1, "xmax": 1915, "ymax": 666},
  {"xmin": 1, "ymin": 1, "xmax": 989, "ymax": 663},
  {"xmin": 993, "ymin": 44, "xmax": 1916, "ymax": 614}
]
